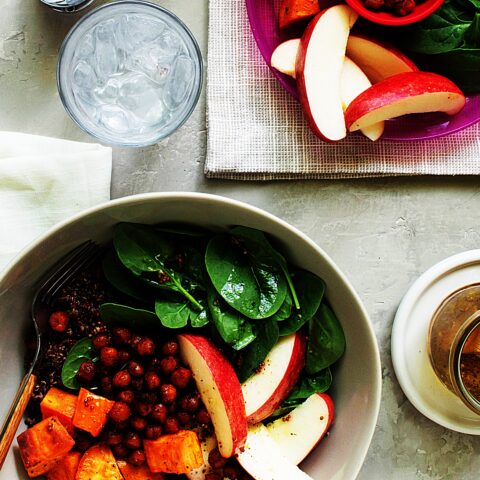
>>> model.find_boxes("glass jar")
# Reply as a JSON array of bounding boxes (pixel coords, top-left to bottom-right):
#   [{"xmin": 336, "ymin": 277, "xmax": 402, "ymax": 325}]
[
  {"xmin": 428, "ymin": 284, "xmax": 480, "ymax": 414},
  {"xmin": 40, "ymin": 0, "xmax": 95, "ymax": 13}
]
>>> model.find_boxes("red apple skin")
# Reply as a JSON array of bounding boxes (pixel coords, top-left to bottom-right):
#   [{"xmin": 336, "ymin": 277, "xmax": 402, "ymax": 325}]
[
  {"xmin": 178, "ymin": 334, "xmax": 247, "ymax": 457},
  {"xmin": 345, "ymin": 71, "xmax": 466, "ymax": 130},
  {"xmin": 246, "ymin": 332, "xmax": 306, "ymax": 424}
]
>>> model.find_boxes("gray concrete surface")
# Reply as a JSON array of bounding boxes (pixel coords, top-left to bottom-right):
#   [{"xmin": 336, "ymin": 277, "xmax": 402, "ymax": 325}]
[{"xmin": 2, "ymin": 1, "xmax": 480, "ymax": 478}]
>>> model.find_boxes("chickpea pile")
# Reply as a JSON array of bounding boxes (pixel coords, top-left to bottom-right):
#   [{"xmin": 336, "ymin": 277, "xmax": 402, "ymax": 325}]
[{"xmin": 76, "ymin": 327, "xmax": 212, "ymax": 467}]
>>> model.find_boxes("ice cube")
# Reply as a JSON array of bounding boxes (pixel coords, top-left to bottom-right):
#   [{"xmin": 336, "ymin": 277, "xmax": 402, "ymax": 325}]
[
  {"xmin": 125, "ymin": 43, "xmax": 176, "ymax": 84},
  {"xmin": 117, "ymin": 13, "xmax": 166, "ymax": 53},
  {"xmin": 76, "ymin": 33, "xmax": 94, "ymax": 60},
  {"xmin": 117, "ymin": 73, "xmax": 166, "ymax": 126},
  {"xmin": 94, "ymin": 77, "xmax": 120, "ymax": 104},
  {"xmin": 159, "ymin": 29, "xmax": 185, "ymax": 56},
  {"xmin": 99, "ymin": 104, "xmax": 131, "ymax": 133},
  {"xmin": 163, "ymin": 55, "xmax": 195, "ymax": 110},
  {"xmin": 72, "ymin": 60, "xmax": 96, "ymax": 90},
  {"xmin": 93, "ymin": 21, "xmax": 118, "ymax": 79}
]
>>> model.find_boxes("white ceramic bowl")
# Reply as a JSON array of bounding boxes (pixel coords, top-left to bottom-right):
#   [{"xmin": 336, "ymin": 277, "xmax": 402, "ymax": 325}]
[{"xmin": 0, "ymin": 193, "xmax": 381, "ymax": 480}]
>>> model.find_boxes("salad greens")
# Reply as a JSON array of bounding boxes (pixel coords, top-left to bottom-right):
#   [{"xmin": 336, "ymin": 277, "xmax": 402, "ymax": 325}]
[
  {"xmin": 389, "ymin": 0, "xmax": 480, "ymax": 92},
  {"xmin": 61, "ymin": 338, "xmax": 97, "ymax": 390},
  {"xmin": 95, "ymin": 222, "xmax": 345, "ymax": 403}
]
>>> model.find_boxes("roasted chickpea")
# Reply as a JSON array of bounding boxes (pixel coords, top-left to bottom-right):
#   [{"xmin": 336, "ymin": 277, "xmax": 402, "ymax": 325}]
[
  {"xmin": 163, "ymin": 416, "xmax": 179, "ymax": 434},
  {"xmin": 131, "ymin": 378, "xmax": 144, "ymax": 391},
  {"xmin": 76, "ymin": 360, "xmax": 96, "ymax": 383},
  {"xmin": 48, "ymin": 311, "xmax": 69, "ymax": 332},
  {"xmin": 197, "ymin": 408, "xmax": 211, "ymax": 425},
  {"xmin": 124, "ymin": 431, "xmax": 142, "ymax": 450},
  {"xmin": 177, "ymin": 411, "xmax": 192, "ymax": 426},
  {"xmin": 128, "ymin": 361, "xmax": 144, "ymax": 378},
  {"xmin": 113, "ymin": 327, "xmax": 132, "ymax": 345},
  {"xmin": 138, "ymin": 392, "xmax": 157, "ymax": 405},
  {"xmin": 117, "ymin": 390, "xmax": 135, "ymax": 404},
  {"xmin": 137, "ymin": 337, "xmax": 155, "ymax": 356},
  {"xmin": 113, "ymin": 370, "xmax": 131, "ymax": 389},
  {"xmin": 147, "ymin": 357, "xmax": 162, "ymax": 372},
  {"xmin": 180, "ymin": 393, "xmax": 200, "ymax": 413},
  {"xmin": 128, "ymin": 450, "xmax": 146, "ymax": 467},
  {"xmin": 92, "ymin": 333, "xmax": 111, "ymax": 351},
  {"xmin": 160, "ymin": 384, "xmax": 177, "ymax": 404},
  {"xmin": 136, "ymin": 403, "xmax": 153, "ymax": 417},
  {"xmin": 162, "ymin": 340, "xmax": 179, "ymax": 356},
  {"xmin": 150, "ymin": 403, "xmax": 167, "ymax": 423},
  {"xmin": 145, "ymin": 372, "xmax": 161, "ymax": 391},
  {"xmin": 144, "ymin": 425, "xmax": 162, "ymax": 440},
  {"xmin": 100, "ymin": 347, "xmax": 119, "ymax": 368},
  {"xmin": 118, "ymin": 350, "xmax": 131, "ymax": 363},
  {"xmin": 160, "ymin": 356, "xmax": 178, "ymax": 375},
  {"xmin": 105, "ymin": 430, "xmax": 123, "ymax": 446},
  {"xmin": 112, "ymin": 444, "xmax": 129, "ymax": 458},
  {"xmin": 114, "ymin": 420, "xmax": 129, "ymax": 431},
  {"xmin": 109, "ymin": 402, "xmax": 132, "ymax": 423},
  {"xmin": 100, "ymin": 376, "xmax": 113, "ymax": 395},
  {"xmin": 130, "ymin": 335, "xmax": 142, "ymax": 349},
  {"xmin": 130, "ymin": 416, "xmax": 147, "ymax": 431},
  {"xmin": 171, "ymin": 367, "xmax": 191, "ymax": 389}
]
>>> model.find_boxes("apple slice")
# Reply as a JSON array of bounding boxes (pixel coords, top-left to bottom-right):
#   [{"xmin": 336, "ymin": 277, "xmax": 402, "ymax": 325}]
[
  {"xmin": 346, "ymin": 34, "xmax": 418, "ymax": 84},
  {"xmin": 266, "ymin": 393, "xmax": 334, "ymax": 465},
  {"xmin": 242, "ymin": 332, "xmax": 305, "ymax": 424},
  {"xmin": 345, "ymin": 71, "xmax": 466, "ymax": 132},
  {"xmin": 237, "ymin": 424, "xmax": 313, "ymax": 480},
  {"xmin": 178, "ymin": 334, "xmax": 247, "ymax": 458},
  {"xmin": 186, "ymin": 435, "xmax": 217, "ymax": 480},
  {"xmin": 341, "ymin": 57, "xmax": 384, "ymax": 141},
  {"xmin": 271, "ymin": 39, "xmax": 301, "ymax": 78},
  {"xmin": 296, "ymin": 5, "xmax": 358, "ymax": 142}
]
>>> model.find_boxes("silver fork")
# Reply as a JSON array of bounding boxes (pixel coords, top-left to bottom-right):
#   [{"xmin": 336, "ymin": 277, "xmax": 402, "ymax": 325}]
[{"xmin": 0, "ymin": 241, "xmax": 101, "ymax": 468}]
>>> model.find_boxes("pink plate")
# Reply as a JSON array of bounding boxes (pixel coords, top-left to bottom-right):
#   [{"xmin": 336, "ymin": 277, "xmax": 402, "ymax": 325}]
[{"xmin": 246, "ymin": 0, "xmax": 480, "ymax": 141}]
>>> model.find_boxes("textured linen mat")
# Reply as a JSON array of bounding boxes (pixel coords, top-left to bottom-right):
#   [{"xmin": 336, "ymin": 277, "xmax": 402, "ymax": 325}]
[{"xmin": 205, "ymin": 0, "xmax": 480, "ymax": 180}]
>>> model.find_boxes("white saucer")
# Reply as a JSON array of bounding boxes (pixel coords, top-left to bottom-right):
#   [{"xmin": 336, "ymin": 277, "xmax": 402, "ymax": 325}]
[{"xmin": 392, "ymin": 250, "xmax": 480, "ymax": 434}]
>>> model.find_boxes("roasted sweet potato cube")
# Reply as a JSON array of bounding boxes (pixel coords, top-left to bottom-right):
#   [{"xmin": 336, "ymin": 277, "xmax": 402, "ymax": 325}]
[
  {"xmin": 117, "ymin": 460, "xmax": 166, "ymax": 480},
  {"xmin": 279, "ymin": 0, "xmax": 321, "ymax": 30},
  {"xmin": 144, "ymin": 430, "xmax": 204, "ymax": 474},
  {"xmin": 17, "ymin": 416, "xmax": 75, "ymax": 478},
  {"xmin": 72, "ymin": 388, "xmax": 114, "ymax": 437},
  {"xmin": 41, "ymin": 388, "xmax": 78, "ymax": 435},
  {"xmin": 46, "ymin": 451, "xmax": 82, "ymax": 480},
  {"xmin": 76, "ymin": 444, "xmax": 123, "ymax": 480}
]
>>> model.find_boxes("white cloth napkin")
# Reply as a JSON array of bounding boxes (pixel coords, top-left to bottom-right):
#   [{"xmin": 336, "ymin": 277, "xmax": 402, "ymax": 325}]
[
  {"xmin": 0, "ymin": 132, "xmax": 112, "ymax": 270},
  {"xmin": 205, "ymin": 0, "xmax": 480, "ymax": 179}
]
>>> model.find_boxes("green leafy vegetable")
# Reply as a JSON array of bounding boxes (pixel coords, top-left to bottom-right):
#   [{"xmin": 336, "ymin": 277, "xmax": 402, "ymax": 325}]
[
  {"xmin": 236, "ymin": 319, "xmax": 279, "ymax": 382},
  {"xmin": 306, "ymin": 303, "xmax": 345, "ymax": 375},
  {"xmin": 155, "ymin": 299, "xmax": 196, "ymax": 328},
  {"xmin": 61, "ymin": 338, "xmax": 96, "ymax": 390},
  {"xmin": 100, "ymin": 303, "xmax": 159, "ymax": 330},
  {"xmin": 205, "ymin": 234, "xmax": 287, "ymax": 319}
]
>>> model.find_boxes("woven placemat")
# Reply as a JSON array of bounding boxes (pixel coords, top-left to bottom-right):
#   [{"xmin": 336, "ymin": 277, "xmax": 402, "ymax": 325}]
[{"xmin": 205, "ymin": 0, "xmax": 480, "ymax": 180}]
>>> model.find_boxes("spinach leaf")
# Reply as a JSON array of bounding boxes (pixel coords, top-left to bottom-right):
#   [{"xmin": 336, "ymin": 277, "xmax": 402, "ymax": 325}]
[
  {"xmin": 207, "ymin": 289, "xmax": 256, "ymax": 350},
  {"xmin": 102, "ymin": 250, "xmax": 155, "ymax": 302},
  {"xmin": 100, "ymin": 303, "xmax": 159, "ymax": 330},
  {"xmin": 230, "ymin": 226, "xmax": 300, "ymax": 310},
  {"xmin": 236, "ymin": 319, "xmax": 279, "ymax": 382},
  {"xmin": 271, "ymin": 291, "xmax": 293, "ymax": 321},
  {"xmin": 155, "ymin": 299, "xmax": 194, "ymax": 328},
  {"xmin": 113, "ymin": 223, "xmax": 175, "ymax": 275},
  {"xmin": 278, "ymin": 270, "xmax": 325, "ymax": 336},
  {"xmin": 205, "ymin": 234, "xmax": 287, "ymax": 319},
  {"xmin": 61, "ymin": 338, "xmax": 96, "ymax": 390},
  {"xmin": 306, "ymin": 304, "xmax": 345, "ymax": 375}
]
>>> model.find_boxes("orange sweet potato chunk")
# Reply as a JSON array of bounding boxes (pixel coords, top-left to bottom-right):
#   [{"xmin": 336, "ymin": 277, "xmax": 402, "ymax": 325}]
[
  {"xmin": 117, "ymin": 460, "xmax": 166, "ymax": 480},
  {"xmin": 17, "ymin": 416, "xmax": 75, "ymax": 478},
  {"xmin": 72, "ymin": 388, "xmax": 114, "ymax": 437},
  {"xmin": 279, "ymin": 0, "xmax": 321, "ymax": 30},
  {"xmin": 144, "ymin": 430, "xmax": 204, "ymax": 474},
  {"xmin": 76, "ymin": 444, "xmax": 123, "ymax": 480},
  {"xmin": 41, "ymin": 387, "xmax": 78, "ymax": 435},
  {"xmin": 46, "ymin": 451, "xmax": 82, "ymax": 480}
]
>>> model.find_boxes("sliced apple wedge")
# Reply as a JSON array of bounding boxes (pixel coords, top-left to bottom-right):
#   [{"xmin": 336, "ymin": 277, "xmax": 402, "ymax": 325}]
[
  {"xmin": 345, "ymin": 72, "xmax": 466, "ymax": 132},
  {"xmin": 178, "ymin": 334, "xmax": 247, "ymax": 458},
  {"xmin": 346, "ymin": 34, "xmax": 418, "ymax": 84},
  {"xmin": 341, "ymin": 57, "xmax": 384, "ymax": 141},
  {"xmin": 242, "ymin": 332, "xmax": 305, "ymax": 424},
  {"xmin": 236, "ymin": 424, "xmax": 314, "ymax": 480},
  {"xmin": 296, "ymin": 5, "xmax": 358, "ymax": 142},
  {"xmin": 271, "ymin": 39, "xmax": 301, "ymax": 78},
  {"xmin": 266, "ymin": 393, "xmax": 334, "ymax": 465}
]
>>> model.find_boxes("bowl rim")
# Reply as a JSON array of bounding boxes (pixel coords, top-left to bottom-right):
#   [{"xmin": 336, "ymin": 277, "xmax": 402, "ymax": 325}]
[
  {"xmin": 344, "ymin": 0, "xmax": 445, "ymax": 26},
  {"xmin": 0, "ymin": 192, "xmax": 382, "ymax": 478}
]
